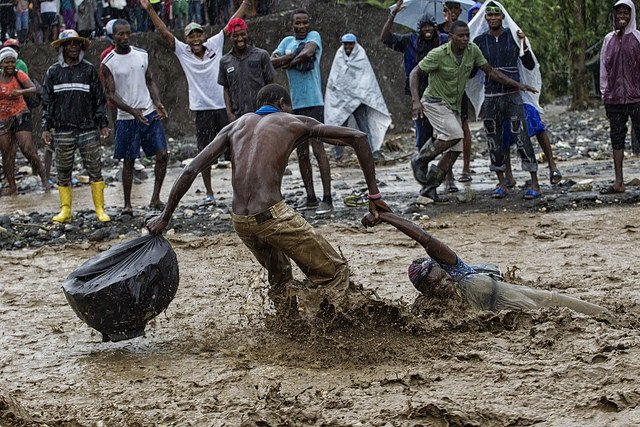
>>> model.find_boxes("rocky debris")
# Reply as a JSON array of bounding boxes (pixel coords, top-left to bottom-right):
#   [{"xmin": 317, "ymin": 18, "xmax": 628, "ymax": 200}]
[{"xmin": 2, "ymin": 103, "xmax": 640, "ymax": 250}]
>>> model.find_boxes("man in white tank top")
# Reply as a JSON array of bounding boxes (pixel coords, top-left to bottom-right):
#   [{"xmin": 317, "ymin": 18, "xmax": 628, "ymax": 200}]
[{"xmin": 101, "ymin": 19, "xmax": 168, "ymax": 215}]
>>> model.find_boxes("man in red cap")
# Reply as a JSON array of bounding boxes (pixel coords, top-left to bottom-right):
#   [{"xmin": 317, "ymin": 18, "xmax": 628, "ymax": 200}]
[
  {"xmin": 218, "ymin": 18, "xmax": 275, "ymax": 122},
  {"xmin": 140, "ymin": 0, "xmax": 250, "ymax": 206}
]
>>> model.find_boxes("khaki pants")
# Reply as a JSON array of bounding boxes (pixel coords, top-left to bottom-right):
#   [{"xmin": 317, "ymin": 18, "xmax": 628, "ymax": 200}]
[{"xmin": 232, "ymin": 201, "xmax": 350, "ymax": 314}]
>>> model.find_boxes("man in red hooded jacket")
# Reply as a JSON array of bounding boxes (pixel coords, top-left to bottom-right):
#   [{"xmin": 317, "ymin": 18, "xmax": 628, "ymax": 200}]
[{"xmin": 599, "ymin": 0, "xmax": 640, "ymax": 194}]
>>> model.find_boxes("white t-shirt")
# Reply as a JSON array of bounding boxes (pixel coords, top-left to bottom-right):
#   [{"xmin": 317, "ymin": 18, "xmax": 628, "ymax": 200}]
[
  {"xmin": 174, "ymin": 31, "xmax": 226, "ymax": 111},
  {"xmin": 102, "ymin": 47, "xmax": 155, "ymax": 121},
  {"xmin": 40, "ymin": 0, "xmax": 57, "ymax": 13}
]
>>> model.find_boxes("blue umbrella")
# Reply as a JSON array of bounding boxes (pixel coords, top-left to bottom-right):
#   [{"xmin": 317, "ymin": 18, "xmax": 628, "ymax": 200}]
[{"xmin": 390, "ymin": 0, "xmax": 477, "ymax": 29}]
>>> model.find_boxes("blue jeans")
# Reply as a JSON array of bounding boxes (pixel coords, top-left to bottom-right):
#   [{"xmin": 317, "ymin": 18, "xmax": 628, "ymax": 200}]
[
  {"xmin": 188, "ymin": 0, "xmax": 202, "ymax": 24},
  {"xmin": 15, "ymin": 10, "xmax": 28, "ymax": 31},
  {"xmin": 482, "ymin": 93, "xmax": 537, "ymax": 172}
]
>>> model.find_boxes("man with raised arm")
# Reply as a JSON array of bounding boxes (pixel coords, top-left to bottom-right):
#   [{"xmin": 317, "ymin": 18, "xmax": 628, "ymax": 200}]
[
  {"xmin": 147, "ymin": 84, "xmax": 390, "ymax": 317},
  {"xmin": 140, "ymin": 0, "xmax": 250, "ymax": 205}
]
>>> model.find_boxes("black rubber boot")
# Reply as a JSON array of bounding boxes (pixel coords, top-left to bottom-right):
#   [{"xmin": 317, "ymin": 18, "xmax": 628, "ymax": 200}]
[
  {"xmin": 420, "ymin": 165, "xmax": 447, "ymax": 203},
  {"xmin": 411, "ymin": 140, "xmax": 439, "ymax": 185}
]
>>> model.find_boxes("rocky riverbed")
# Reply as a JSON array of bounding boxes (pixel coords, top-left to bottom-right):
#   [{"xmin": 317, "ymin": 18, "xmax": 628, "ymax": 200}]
[{"xmin": 2, "ymin": 103, "xmax": 640, "ymax": 426}]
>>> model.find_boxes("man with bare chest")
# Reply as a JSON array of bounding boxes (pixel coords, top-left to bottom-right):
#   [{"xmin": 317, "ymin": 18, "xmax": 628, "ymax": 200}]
[{"xmin": 146, "ymin": 84, "xmax": 390, "ymax": 316}]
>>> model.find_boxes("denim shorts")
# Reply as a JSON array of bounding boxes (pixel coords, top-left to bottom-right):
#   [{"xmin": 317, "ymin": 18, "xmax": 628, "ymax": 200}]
[{"xmin": 114, "ymin": 111, "xmax": 167, "ymax": 159}]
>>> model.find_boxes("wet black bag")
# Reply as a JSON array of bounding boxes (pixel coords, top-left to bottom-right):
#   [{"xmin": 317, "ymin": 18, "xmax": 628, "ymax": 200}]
[{"xmin": 62, "ymin": 235, "xmax": 179, "ymax": 342}]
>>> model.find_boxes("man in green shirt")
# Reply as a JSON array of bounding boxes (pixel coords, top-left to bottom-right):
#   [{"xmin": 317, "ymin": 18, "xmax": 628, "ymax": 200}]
[{"xmin": 409, "ymin": 21, "xmax": 536, "ymax": 202}]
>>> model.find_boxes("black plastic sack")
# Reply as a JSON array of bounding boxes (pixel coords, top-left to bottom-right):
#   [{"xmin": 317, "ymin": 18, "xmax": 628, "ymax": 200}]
[{"xmin": 62, "ymin": 235, "xmax": 179, "ymax": 342}]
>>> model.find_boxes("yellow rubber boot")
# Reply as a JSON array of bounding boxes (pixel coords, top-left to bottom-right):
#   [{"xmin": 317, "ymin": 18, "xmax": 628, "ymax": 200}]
[
  {"xmin": 91, "ymin": 180, "xmax": 111, "ymax": 223},
  {"xmin": 52, "ymin": 185, "xmax": 73, "ymax": 223}
]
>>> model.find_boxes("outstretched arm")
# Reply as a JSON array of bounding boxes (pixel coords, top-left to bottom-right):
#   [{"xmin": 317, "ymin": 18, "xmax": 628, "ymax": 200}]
[
  {"xmin": 140, "ymin": 0, "xmax": 175, "ymax": 50},
  {"xmin": 299, "ymin": 117, "xmax": 391, "ymax": 217},
  {"xmin": 363, "ymin": 212, "xmax": 458, "ymax": 266},
  {"xmin": 147, "ymin": 126, "xmax": 232, "ymax": 234}
]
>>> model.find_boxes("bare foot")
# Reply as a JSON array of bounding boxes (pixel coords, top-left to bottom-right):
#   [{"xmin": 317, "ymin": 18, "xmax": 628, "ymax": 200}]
[
  {"xmin": 148, "ymin": 200, "xmax": 166, "ymax": 211},
  {"xmin": 1, "ymin": 187, "xmax": 18, "ymax": 196},
  {"xmin": 600, "ymin": 183, "xmax": 625, "ymax": 194}
]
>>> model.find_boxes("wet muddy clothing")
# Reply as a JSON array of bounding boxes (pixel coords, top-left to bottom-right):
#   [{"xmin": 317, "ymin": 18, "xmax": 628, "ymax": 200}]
[
  {"xmin": 43, "ymin": 56, "xmax": 107, "ymax": 187},
  {"xmin": 218, "ymin": 45, "xmax": 275, "ymax": 117},
  {"xmin": 0, "ymin": 109, "xmax": 31, "ymax": 135},
  {"xmin": 42, "ymin": 57, "xmax": 108, "ymax": 132},
  {"xmin": 473, "ymin": 31, "xmax": 534, "ymax": 97},
  {"xmin": 232, "ymin": 200, "xmax": 349, "ymax": 309},
  {"xmin": 53, "ymin": 130, "xmax": 103, "ymax": 186},
  {"xmin": 0, "ymin": 70, "xmax": 29, "ymax": 120},
  {"xmin": 482, "ymin": 93, "xmax": 537, "ymax": 172},
  {"xmin": 605, "ymin": 103, "xmax": 640, "ymax": 150},
  {"xmin": 195, "ymin": 108, "xmax": 228, "ymax": 151},
  {"xmin": 443, "ymin": 257, "xmax": 607, "ymax": 316},
  {"xmin": 273, "ymin": 31, "xmax": 324, "ymax": 110},
  {"xmin": 101, "ymin": 47, "xmax": 155, "ymax": 121},
  {"xmin": 173, "ymin": 32, "xmax": 226, "ymax": 111},
  {"xmin": 600, "ymin": 0, "xmax": 640, "ymax": 106},
  {"xmin": 600, "ymin": 0, "xmax": 640, "ymax": 150},
  {"xmin": 418, "ymin": 41, "xmax": 487, "ymax": 113},
  {"xmin": 473, "ymin": 29, "xmax": 537, "ymax": 173}
]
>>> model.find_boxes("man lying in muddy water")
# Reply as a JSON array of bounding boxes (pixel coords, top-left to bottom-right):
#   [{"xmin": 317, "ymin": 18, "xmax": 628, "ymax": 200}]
[
  {"xmin": 146, "ymin": 84, "xmax": 390, "ymax": 317},
  {"xmin": 362, "ymin": 212, "xmax": 609, "ymax": 316}
]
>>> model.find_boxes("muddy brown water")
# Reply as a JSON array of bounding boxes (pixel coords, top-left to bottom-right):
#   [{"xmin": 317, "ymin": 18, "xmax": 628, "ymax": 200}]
[{"xmin": 1, "ymin": 203, "xmax": 640, "ymax": 426}]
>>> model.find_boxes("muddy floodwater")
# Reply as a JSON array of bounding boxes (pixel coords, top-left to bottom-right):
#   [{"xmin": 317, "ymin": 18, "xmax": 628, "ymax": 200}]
[{"xmin": 1, "ymin": 201, "xmax": 640, "ymax": 426}]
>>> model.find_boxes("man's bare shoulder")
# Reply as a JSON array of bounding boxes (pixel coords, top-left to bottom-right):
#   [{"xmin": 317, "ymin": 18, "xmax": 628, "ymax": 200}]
[{"xmin": 230, "ymin": 113, "xmax": 312, "ymax": 134}]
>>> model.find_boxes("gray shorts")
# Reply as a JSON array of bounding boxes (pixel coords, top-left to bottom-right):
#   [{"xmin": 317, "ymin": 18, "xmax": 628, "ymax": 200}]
[{"xmin": 421, "ymin": 97, "xmax": 463, "ymax": 151}]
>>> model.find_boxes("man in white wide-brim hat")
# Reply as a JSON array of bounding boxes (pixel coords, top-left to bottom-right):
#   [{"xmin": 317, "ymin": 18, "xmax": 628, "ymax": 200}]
[
  {"xmin": 43, "ymin": 29, "xmax": 111, "ymax": 223},
  {"xmin": 50, "ymin": 28, "xmax": 91, "ymax": 50}
]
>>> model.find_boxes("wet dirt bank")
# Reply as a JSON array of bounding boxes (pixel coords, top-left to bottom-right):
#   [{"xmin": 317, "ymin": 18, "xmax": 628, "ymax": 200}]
[{"xmin": 1, "ymin": 205, "xmax": 640, "ymax": 426}]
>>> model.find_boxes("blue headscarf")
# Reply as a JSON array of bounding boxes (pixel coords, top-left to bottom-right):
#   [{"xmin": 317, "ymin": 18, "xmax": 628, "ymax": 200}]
[{"xmin": 468, "ymin": 2, "xmax": 483, "ymax": 22}]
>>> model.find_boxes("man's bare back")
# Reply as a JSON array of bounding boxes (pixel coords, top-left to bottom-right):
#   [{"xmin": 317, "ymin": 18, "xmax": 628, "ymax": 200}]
[{"xmin": 147, "ymin": 84, "xmax": 389, "ymax": 234}]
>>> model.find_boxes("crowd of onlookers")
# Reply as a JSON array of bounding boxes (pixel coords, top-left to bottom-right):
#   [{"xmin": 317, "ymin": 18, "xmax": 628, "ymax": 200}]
[{"xmin": 0, "ymin": 0, "xmax": 273, "ymax": 44}]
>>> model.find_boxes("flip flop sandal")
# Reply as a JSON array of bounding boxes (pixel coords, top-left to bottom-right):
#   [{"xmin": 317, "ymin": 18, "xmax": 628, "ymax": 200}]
[
  {"xmin": 446, "ymin": 182, "xmax": 459, "ymax": 193},
  {"xmin": 458, "ymin": 172, "xmax": 472, "ymax": 183},
  {"xmin": 550, "ymin": 170, "xmax": 562, "ymax": 185},
  {"xmin": 343, "ymin": 194, "xmax": 368, "ymax": 207},
  {"xmin": 492, "ymin": 187, "xmax": 507, "ymax": 199},
  {"xmin": 523, "ymin": 189, "xmax": 542, "ymax": 200}
]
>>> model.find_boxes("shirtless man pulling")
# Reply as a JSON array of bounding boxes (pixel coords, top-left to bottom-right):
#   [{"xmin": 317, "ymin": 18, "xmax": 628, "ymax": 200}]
[{"xmin": 147, "ymin": 84, "xmax": 390, "ymax": 316}]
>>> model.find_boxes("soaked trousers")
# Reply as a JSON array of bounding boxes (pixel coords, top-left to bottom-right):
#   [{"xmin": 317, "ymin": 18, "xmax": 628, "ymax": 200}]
[
  {"xmin": 604, "ymin": 102, "xmax": 640, "ymax": 150},
  {"xmin": 232, "ymin": 200, "xmax": 350, "ymax": 310},
  {"xmin": 54, "ymin": 129, "xmax": 103, "ymax": 186},
  {"xmin": 482, "ymin": 93, "xmax": 537, "ymax": 172}
]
